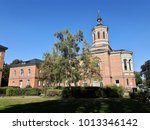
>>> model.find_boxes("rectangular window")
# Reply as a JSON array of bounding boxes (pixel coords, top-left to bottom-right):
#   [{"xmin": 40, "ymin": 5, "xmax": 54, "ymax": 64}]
[
  {"xmin": 27, "ymin": 80, "xmax": 30, "ymax": 86},
  {"xmin": 20, "ymin": 69, "xmax": 24, "ymax": 76},
  {"xmin": 28, "ymin": 69, "xmax": 31, "ymax": 76},
  {"xmin": 14, "ymin": 70, "xmax": 16, "ymax": 77},
  {"xmin": 38, "ymin": 80, "xmax": 41, "ymax": 87},
  {"xmin": 116, "ymin": 80, "xmax": 120, "ymax": 86}
]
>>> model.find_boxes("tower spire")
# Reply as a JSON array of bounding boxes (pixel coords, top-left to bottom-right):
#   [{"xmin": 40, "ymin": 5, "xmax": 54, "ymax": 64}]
[{"xmin": 97, "ymin": 9, "xmax": 102, "ymax": 25}]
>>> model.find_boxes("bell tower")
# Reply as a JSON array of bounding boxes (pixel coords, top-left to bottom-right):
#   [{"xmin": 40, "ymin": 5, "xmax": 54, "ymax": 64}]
[{"xmin": 91, "ymin": 10, "xmax": 111, "ymax": 52}]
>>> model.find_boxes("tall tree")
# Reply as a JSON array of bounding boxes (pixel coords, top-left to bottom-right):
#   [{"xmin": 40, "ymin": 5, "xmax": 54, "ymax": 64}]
[
  {"xmin": 1, "ymin": 63, "xmax": 10, "ymax": 86},
  {"xmin": 40, "ymin": 29, "xmax": 101, "ymax": 87},
  {"xmin": 54, "ymin": 30, "xmax": 82, "ymax": 86},
  {"xmin": 141, "ymin": 60, "xmax": 150, "ymax": 86},
  {"xmin": 80, "ymin": 40, "xmax": 102, "ymax": 86}
]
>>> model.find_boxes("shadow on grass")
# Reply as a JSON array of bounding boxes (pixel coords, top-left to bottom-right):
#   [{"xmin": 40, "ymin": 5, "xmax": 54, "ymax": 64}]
[{"xmin": 0, "ymin": 98, "xmax": 150, "ymax": 113}]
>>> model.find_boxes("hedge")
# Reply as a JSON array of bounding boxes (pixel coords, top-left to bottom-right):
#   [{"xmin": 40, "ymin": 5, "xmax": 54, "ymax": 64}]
[
  {"xmin": 1, "ymin": 85, "xmax": 124, "ymax": 98},
  {"xmin": 44, "ymin": 89, "xmax": 62, "ymax": 97},
  {"xmin": 6, "ymin": 88, "xmax": 41, "ymax": 96},
  {"xmin": 0, "ymin": 87, "xmax": 7, "ymax": 95},
  {"xmin": 62, "ymin": 86, "xmax": 123, "ymax": 99}
]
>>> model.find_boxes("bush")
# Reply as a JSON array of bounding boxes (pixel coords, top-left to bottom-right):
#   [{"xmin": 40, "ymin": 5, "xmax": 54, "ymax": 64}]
[
  {"xmin": 62, "ymin": 87, "xmax": 104, "ymax": 98},
  {"xmin": 62, "ymin": 86, "xmax": 124, "ymax": 99},
  {"xmin": 45, "ymin": 89, "xmax": 62, "ymax": 97},
  {"xmin": 6, "ymin": 87, "xmax": 41, "ymax": 96},
  {"xmin": 0, "ymin": 87, "xmax": 7, "ymax": 95},
  {"xmin": 103, "ymin": 85, "xmax": 123, "ymax": 98}
]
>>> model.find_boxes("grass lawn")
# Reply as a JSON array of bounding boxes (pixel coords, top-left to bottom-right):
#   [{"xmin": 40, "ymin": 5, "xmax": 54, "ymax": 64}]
[{"xmin": 0, "ymin": 96, "xmax": 150, "ymax": 113}]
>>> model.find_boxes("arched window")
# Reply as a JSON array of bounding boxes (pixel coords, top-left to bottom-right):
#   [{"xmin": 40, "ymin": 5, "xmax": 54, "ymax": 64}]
[
  {"xmin": 123, "ymin": 59, "xmax": 127, "ymax": 70},
  {"xmin": 103, "ymin": 31, "xmax": 105, "ymax": 39},
  {"xmin": 127, "ymin": 79, "xmax": 129, "ymax": 86},
  {"xmin": 97, "ymin": 32, "xmax": 100, "ymax": 39},
  {"xmin": 94, "ymin": 33, "xmax": 96, "ymax": 40},
  {"xmin": 129, "ymin": 59, "xmax": 132, "ymax": 71}
]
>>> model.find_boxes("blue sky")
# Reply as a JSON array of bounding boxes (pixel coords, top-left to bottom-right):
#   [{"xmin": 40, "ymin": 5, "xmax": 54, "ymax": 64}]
[{"xmin": 0, "ymin": 0, "xmax": 150, "ymax": 71}]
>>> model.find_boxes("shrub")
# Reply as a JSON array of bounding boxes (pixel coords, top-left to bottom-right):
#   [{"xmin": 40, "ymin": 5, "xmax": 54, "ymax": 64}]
[
  {"xmin": 24, "ymin": 88, "xmax": 41, "ymax": 96},
  {"xmin": 62, "ymin": 86, "xmax": 124, "ymax": 99},
  {"xmin": 0, "ymin": 87, "xmax": 7, "ymax": 95},
  {"xmin": 62, "ymin": 87, "xmax": 104, "ymax": 98},
  {"xmin": 45, "ymin": 89, "xmax": 62, "ymax": 97},
  {"xmin": 103, "ymin": 85, "xmax": 123, "ymax": 98},
  {"xmin": 62, "ymin": 87, "xmax": 70, "ymax": 98},
  {"xmin": 6, "ymin": 87, "xmax": 41, "ymax": 96}
]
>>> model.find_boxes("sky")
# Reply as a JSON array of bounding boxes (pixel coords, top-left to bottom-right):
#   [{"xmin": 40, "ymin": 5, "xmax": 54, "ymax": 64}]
[{"xmin": 0, "ymin": 0, "xmax": 150, "ymax": 71}]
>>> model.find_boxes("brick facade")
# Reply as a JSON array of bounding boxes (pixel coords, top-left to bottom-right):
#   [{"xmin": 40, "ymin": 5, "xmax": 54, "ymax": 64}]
[
  {"xmin": 90, "ymin": 13, "xmax": 136, "ymax": 89},
  {"xmin": 8, "ymin": 59, "xmax": 43, "ymax": 88}
]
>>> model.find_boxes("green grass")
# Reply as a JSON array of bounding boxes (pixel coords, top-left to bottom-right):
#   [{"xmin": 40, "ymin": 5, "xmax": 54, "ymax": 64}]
[{"xmin": 0, "ymin": 96, "xmax": 150, "ymax": 113}]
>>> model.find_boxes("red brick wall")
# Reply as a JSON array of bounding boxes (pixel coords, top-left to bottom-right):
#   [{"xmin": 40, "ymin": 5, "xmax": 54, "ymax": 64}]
[{"xmin": 8, "ymin": 65, "xmax": 41, "ymax": 88}]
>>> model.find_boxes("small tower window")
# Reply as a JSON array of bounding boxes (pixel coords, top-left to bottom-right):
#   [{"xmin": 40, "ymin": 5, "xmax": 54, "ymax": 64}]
[
  {"xmin": 103, "ymin": 31, "xmax": 105, "ymax": 39},
  {"xmin": 123, "ymin": 59, "xmax": 127, "ymax": 71},
  {"xmin": 129, "ymin": 59, "xmax": 132, "ymax": 71},
  {"xmin": 98, "ymin": 32, "xmax": 100, "ymax": 39},
  {"xmin": 94, "ymin": 33, "xmax": 96, "ymax": 40}
]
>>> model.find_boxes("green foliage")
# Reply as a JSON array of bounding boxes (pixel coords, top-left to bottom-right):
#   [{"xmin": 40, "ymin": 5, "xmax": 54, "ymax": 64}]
[
  {"xmin": 62, "ymin": 87, "xmax": 103, "ymax": 98},
  {"xmin": 104, "ymin": 85, "xmax": 124, "ymax": 98},
  {"xmin": 44, "ymin": 89, "xmax": 62, "ymax": 97},
  {"xmin": 40, "ymin": 29, "xmax": 102, "ymax": 87},
  {"xmin": 134, "ymin": 71, "xmax": 142, "ymax": 86},
  {"xmin": 1, "ymin": 64, "xmax": 10, "ymax": 86},
  {"xmin": 62, "ymin": 86, "xmax": 123, "ymax": 99},
  {"xmin": 0, "ymin": 87, "xmax": 7, "ymax": 95},
  {"xmin": 10, "ymin": 59, "xmax": 23, "ymax": 66},
  {"xmin": 6, "ymin": 88, "xmax": 41, "ymax": 96},
  {"xmin": 141, "ymin": 60, "xmax": 150, "ymax": 86}
]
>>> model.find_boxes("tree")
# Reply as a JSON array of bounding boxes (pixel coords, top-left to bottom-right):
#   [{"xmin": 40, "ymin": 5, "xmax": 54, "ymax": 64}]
[
  {"xmin": 141, "ymin": 60, "xmax": 150, "ymax": 86},
  {"xmin": 54, "ymin": 30, "xmax": 82, "ymax": 86},
  {"xmin": 40, "ymin": 51, "xmax": 64, "ymax": 87},
  {"xmin": 134, "ymin": 71, "xmax": 142, "ymax": 86},
  {"xmin": 40, "ymin": 29, "xmax": 101, "ymax": 87},
  {"xmin": 1, "ymin": 63, "xmax": 10, "ymax": 86},
  {"xmin": 80, "ymin": 40, "xmax": 102, "ymax": 86},
  {"xmin": 10, "ymin": 59, "xmax": 23, "ymax": 66}
]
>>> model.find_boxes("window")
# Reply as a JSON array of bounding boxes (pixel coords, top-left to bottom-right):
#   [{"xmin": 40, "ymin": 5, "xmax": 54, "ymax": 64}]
[
  {"xmin": 127, "ymin": 79, "xmax": 129, "ymax": 86},
  {"xmin": 129, "ymin": 59, "xmax": 132, "ymax": 71},
  {"xmin": 103, "ymin": 31, "xmax": 105, "ymax": 39},
  {"xmin": 116, "ymin": 80, "xmax": 120, "ymax": 87},
  {"xmin": 20, "ymin": 69, "xmax": 24, "ymax": 76},
  {"xmin": 27, "ymin": 80, "xmax": 30, "ymax": 86},
  {"xmin": 14, "ymin": 70, "xmax": 16, "ymax": 77},
  {"xmin": 116, "ymin": 80, "xmax": 119, "ymax": 84},
  {"xmin": 19, "ymin": 80, "xmax": 23, "ymax": 88},
  {"xmin": 123, "ymin": 59, "xmax": 128, "ymax": 70},
  {"xmin": 94, "ymin": 33, "xmax": 96, "ymax": 40},
  {"xmin": 28, "ymin": 69, "xmax": 31, "ymax": 76},
  {"xmin": 38, "ymin": 80, "xmax": 41, "ymax": 87},
  {"xmin": 98, "ymin": 32, "xmax": 100, "ymax": 39}
]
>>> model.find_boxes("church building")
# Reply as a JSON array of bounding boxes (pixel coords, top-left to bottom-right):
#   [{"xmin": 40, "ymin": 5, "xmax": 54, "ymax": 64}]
[{"xmin": 90, "ymin": 12, "xmax": 136, "ymax": 88}]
